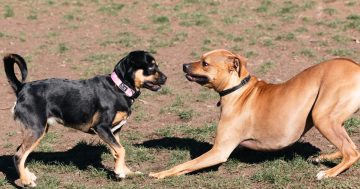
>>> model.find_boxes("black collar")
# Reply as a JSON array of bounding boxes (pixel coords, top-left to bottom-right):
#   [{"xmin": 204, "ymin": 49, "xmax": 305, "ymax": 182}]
[{"xmin": 218, "ymin": 75, "xmax": 251, "ymax": 97}]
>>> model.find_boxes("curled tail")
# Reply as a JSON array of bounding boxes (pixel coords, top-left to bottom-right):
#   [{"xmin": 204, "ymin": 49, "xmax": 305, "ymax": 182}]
[{"xmin": 3, "ymin": 54, "xmax": 28, "ymax": 95}]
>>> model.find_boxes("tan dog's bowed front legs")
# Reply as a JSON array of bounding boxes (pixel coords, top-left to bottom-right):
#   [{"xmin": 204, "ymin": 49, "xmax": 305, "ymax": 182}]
[{"xmin": 150, "ymin": 120, "xmax": 242, "ymax": 179}]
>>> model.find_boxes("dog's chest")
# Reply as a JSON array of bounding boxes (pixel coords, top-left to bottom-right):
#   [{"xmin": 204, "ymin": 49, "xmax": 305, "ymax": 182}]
[{"xmin": 111, "ymin": 111, "xmax": 129, "ymax": 133}]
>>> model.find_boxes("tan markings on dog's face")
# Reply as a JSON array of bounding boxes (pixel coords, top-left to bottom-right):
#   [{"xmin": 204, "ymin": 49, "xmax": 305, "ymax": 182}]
[
  {"xmin": 134, "ymin": 69, "xmax": 158, "ymax": 88},
  {"xmin": 152, "ymin": 60, "xmax": 158, "ymax": 66},
  {"xmin": 185, "ymin": 49, "xmax": 247, "ymax": 90},
  {"xmin": 112, "ymin": 111, "xmax": 128, "ymax": 126}
]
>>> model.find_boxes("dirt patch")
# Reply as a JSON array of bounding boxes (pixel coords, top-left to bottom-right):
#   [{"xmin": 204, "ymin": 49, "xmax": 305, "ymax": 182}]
[{"xmin": 0, "ymin": 0, "xmax": 359, "ymax": 188}]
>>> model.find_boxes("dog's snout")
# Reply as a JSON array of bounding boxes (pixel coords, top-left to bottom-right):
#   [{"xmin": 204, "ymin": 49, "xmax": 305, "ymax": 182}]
[
  {"xmin": 158, "ymin": 72, "xmax": 167, "ymax": 84},
  {"xmin": 183, "ymin": 64, "xmax": 191, "ymax": 73},
  {"xmin": 161, "ymin": 74, "xmax": 167, "ymax": 83}
]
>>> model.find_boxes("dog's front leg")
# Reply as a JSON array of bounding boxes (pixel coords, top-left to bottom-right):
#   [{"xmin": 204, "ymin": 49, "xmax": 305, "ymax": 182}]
[
  {"xmin": 150, "ymin": 121, "xmax": 242, "ymax": 179},
  {"xmin": 93, "ymin": 124, "xmax": 127, "ymax": 179}
]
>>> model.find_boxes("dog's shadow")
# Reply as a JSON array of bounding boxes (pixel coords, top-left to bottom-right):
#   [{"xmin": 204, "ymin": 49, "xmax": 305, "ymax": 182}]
[
  {"xmin": 138, "ymin": 137, "xmax": 322, "ymax": 173},
  {"xmin": 0, "ymin": 141, "xmax": 111, "ymax": 188}
]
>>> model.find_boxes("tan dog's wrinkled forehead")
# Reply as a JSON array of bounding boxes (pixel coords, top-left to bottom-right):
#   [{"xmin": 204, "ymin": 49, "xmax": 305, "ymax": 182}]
[
  {"xmin": 201, "ymin": 49, "xmax": 249, "ymax": 69},
  {"xmin": 202, "ymin": 49, "xmax": 236, "ymax": 62}
]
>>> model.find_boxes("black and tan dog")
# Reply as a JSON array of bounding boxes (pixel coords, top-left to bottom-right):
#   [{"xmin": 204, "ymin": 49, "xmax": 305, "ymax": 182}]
[
  {"xmin": 3, "ymin": 51, "xmax": 166, "ymax": 187},
  {"xmin": 150, "ymin": 49, "xmax": 360, "ymax": 180}
]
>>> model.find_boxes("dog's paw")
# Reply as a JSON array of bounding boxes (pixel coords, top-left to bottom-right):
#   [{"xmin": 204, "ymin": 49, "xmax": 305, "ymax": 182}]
[
  {"xmin": 15, "ymin": 178, "xmax": 37, "ymax": 188},
  {"xmin": 316, "ymin": 171, "xmax": 327, "ymax": 180},
  {"xmin": 115, "ymin": 172, "xmax": 126, "ymax": 179},
  {"xmin": 25, "ymin": 168, "xmax": 37, "ymax": 181},
  {"xmin": 149, "ymin": 172, "xmax": 165, "ymax": 179},
  {"xmin": 308, "ymin": 156, "xmax": 321, "ymax": 164}
]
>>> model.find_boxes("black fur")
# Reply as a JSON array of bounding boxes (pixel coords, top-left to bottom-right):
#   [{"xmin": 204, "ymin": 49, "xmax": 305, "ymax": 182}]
[{"xmin": 3, "ymin": 51, "xmax": 166, "ymax": 184}]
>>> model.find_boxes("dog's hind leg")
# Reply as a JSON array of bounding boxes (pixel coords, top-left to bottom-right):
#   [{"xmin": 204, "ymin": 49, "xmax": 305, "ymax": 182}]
[
  {"xmin": 14, "ymin": 123, "xmax": 47, "ymax": 187},
  {"xmin": 311, "ymin": 151, "xmax": 342, "ymax": 163},
  {"xmin": 313, "ymin": 110, "xmax": 360, "ymax": 179}
]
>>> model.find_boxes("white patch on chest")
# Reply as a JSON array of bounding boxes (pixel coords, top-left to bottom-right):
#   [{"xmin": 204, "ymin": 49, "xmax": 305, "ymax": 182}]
[
  {"xmin": 111, "ymin": 119, "xmax": 127, "ymax": 133},
  {"xmin": 47, "ymin": 117, "xmax": 64, "ymax": 126},
  {"xmin": 11, "ymin": 101, "xmax": 16, "ymax": 115}
]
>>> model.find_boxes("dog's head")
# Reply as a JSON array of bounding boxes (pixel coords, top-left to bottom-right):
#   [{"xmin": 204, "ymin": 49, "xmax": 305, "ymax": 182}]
[
  {"xmin": 113, "ymin": 51, "xmax": 167, "ymax": 92},
  {"xmin": 183, "ymin": 49, "xmax": 249, "ymax": 91}
]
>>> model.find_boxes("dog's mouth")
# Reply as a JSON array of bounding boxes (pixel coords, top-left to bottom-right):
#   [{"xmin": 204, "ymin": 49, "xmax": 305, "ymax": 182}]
[
  {"xmin": 143, "ymin": 81, "xmax": 162, "ymax": 91},
  {"xmin": 185, "ymin": 74, "xmax": 209, "ymax": 85}
]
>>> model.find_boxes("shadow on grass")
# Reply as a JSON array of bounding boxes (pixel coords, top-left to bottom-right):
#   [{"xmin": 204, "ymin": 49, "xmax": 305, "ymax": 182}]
[
  {"xmin": 139, "ymin": 137, "xmax": 321, "ymax": 173},
  {"xmin": 0, "ymin": 141, "xmax": 112, "ymax": 188}
]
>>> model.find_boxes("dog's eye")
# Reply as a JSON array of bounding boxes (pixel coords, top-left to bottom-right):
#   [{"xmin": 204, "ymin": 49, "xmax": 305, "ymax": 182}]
[
  {"xmin": 148, "ymin": 66, "xmax": 155, "ymax": 71},
  {"xmin": 202, "ymin": 61, "xmax": 209, "ymax": 67}
]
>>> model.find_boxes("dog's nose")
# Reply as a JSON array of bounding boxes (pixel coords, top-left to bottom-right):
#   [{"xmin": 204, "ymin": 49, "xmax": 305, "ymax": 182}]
[
  {"xmin": 183, "ymin": 64, "xmax": 191, "ymax": 73},
  {"xmin": 161, "ymin": 74, "xmax": 167, "ymax": 83}
]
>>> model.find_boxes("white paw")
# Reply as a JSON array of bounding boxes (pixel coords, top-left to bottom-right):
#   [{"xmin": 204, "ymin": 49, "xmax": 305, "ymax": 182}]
[
  {"xmin": 28, "ymin": 180, "xmax": 37, "ymax": 188},
  {"xmin": 115, "ymin": 172, "xmax": 126, "ymax": 179},
  {"xmin": 25, "ymin": 168, "xmax": 37, "ymax": 181},
  {"xmin": 15, "ymin": 179, "xmax": 37, "ymax": 188},
  {"xmin": 134, "ymin": 171, "xmax": 143, "ymax": 175},
  {"xmin": 316, "ymin": 171, "xmax": 327, "ymax": 180}
]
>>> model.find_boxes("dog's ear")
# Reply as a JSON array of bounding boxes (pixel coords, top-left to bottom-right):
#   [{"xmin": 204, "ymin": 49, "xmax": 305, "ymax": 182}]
[{"xmin": 229, "ymin": 55, "xmax": 247, "ymax": 77}]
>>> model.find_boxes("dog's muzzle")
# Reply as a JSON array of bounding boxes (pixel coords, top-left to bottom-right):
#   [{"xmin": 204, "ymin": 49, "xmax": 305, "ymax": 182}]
[
  {"xmin": 143, "ymin": 72, "xmax": 167, "ymax": 91},
  {"xmin": 183, "ymin": 63, "xmax": 209, "ymax": 85}
]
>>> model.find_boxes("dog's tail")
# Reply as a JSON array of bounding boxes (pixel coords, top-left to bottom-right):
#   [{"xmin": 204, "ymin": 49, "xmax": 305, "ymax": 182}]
[{"xmin": 3, "ymin": 54, "xmax": 28, "ymax": 95}]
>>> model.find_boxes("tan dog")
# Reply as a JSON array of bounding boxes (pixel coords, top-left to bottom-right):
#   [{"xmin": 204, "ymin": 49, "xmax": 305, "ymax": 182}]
[{"xmin": 150, "ymin": 49, "xmax": 360, "ymax": 180}]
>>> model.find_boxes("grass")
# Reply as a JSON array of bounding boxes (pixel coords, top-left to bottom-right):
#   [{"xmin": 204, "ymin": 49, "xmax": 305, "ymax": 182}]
[
  {"xmin": 158, "ymin": 86, "xmax": 173, "ymax": 95},
  {"xmin": 3, "ymin": 5, "xmax": 14, "ymax": 18},
  {"xmin": 100, "ymin": 32, "xmax": 140, "ymax": 48},
  {"xmin": 156, "ymin": 122, "xmax": 216, "ymax": 141},
  {"xmin": 344, "ymin": 117, "xmax": 360, "ymax": 135},
  {"xmin": 37, "ymin": 132, "xmax": 59, "ymax": 152},
  {"xmin": 97, "ymin": 3, "xmax": 124, "ymax": 16},
  {"xmin": 1, "ymin": 1, "xmax": 360, "ymax": 188},
  {"xmin": 151, "ymin": 15, "xmax": 170, "ymax": 24},
  {"xmin": 82, "ymin": 53, "xmax": 117, "ymax": 77},
  {"xmin": 327, "ymin": 48, "xmax": 353, "ymax": 57},
  {"xmin": 27, "ymin": 10, "xmax": 38, "ymax": 20},
  {"xmin": 58, "ymin": 43, "xmax": 69, "ymax": 54},
  {"xmin": 300, "ymin": 49, "xmax": 315, "ymax": 58},
  {"xmin": 178, "ymin": 12, "xmax": 211, "ymax": 27},
  {"xmin": 251, "ymin": 155, "xmax": 314, "ymax": 188},
  {"xmin": 256, "ymin": 61, "xmax": 275, "ymax": 75}
]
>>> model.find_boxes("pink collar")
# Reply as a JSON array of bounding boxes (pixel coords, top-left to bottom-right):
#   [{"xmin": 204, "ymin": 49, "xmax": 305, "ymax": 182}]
[{"xmin": 111, "ymin": 72, "xmax": 136, "ymax": 97}]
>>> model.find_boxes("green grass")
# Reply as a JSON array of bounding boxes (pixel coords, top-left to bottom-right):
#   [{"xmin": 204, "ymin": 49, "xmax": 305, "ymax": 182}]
[
  {"xmin": 82, "ymin": 53, "xmax": 117, "ymax": 77},
  {"xmin": 0, "ymin": 177, "xmax": 7, "ymax": 187},
  {"xmin": 151, "ymin": 15, "xmax": 170, "ymax": 24},
  {"xmin": 97, "ymin": 3, "xmax": 125, "ymax": 16},
  {"xmin": 178, "ymin": 12, "xmax": 211, "ymax": 27},
  {"xmin": 158, "ymin": 86, "xmax": 173, "ymax": 95},
  {"xmin": 300, "ymin": 49, "xmax": 315, "ymax": 58},
  {"xmin": 27, "ymin": 10, "xmax": 38, "ymax": 20},
  {"xmin": 327, "ymin": 49, "xmax": 353, "ymax": 57},
  {"xmin": 323, "ymin": 8, "xmax": 337, "ymax": 16},
  {"xmin": 251, "ymin": 155, "xmax": 314, "ymax": 188},
  {"xmin": 178, "ymin": 110, "xmax": 194, "ymax": 121},
  {"xmin": 58, "ymin": 43, "xmax": 69, "ymax": 54},
  {"xmin": 37, "ymin": 132, "xmax": 59, "ymax": 152},
  {"xmin": 100, "ymin": 32, "xmax": 140, "ymax": 48},
  {"xmin": 156, "ymin": 122, "xmax": 216, "ymax": 141},
  {"xmin": 275, "ymin": 32, "xmax": 296, "ymax": 41},
  {"xmin": 256, "ymin": 61, "xmax": 274, "ymax": 75},
  {"xmin": 345, "ymin": 14, "xmax": 360, "ymax": 31},
  {"xmin": 344, "ymin": 117, "xmax": 360, "ymax": 135},
  {"xmin": 36, "ymin": 176, "xmax": 61, "ymax": 189},
  {"xmin": 255, "ymin": 0, "xmax": 272, "ymax": 13},
  {"xmin": 3, "ymin": 5, "xmax": 14, "ymax": 18}
]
